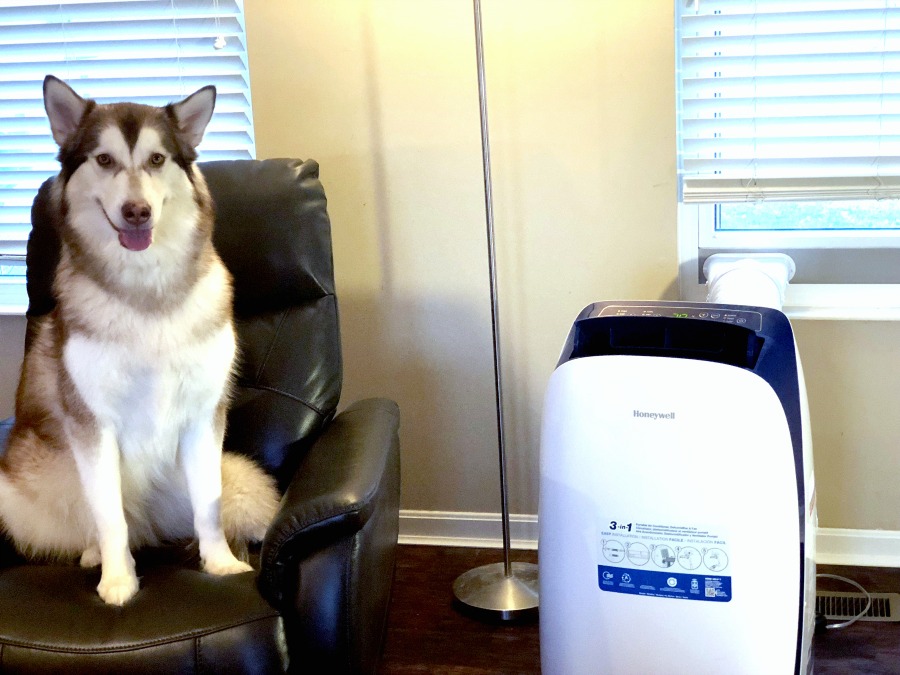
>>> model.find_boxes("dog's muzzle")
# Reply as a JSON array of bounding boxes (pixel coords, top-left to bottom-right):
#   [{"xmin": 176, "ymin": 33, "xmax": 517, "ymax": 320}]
[{"xmin": 99, "ymin": 199, "xmax": 154, "ymax": 251}]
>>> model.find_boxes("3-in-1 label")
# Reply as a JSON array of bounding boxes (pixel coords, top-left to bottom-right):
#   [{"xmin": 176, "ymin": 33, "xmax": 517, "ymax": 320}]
[{"xmin": 598, "ymin": 520, "xmax": 731, "ymax": 602}]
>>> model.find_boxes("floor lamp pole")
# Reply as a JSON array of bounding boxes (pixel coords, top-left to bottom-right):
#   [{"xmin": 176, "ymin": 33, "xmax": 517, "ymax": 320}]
[{"xmin": 452, "ymin": 0, "xmax": 539, "ymax": 621}]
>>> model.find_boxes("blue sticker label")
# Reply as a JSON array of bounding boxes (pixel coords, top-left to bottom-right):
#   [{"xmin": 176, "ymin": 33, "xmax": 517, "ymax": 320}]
[
  {"xmin": 599, "ymin": 520, "xmax": 732, "ymax": 603},
  {"xmin": 599, "ymin": 565, "xmax": 732, "ymax": 602}
]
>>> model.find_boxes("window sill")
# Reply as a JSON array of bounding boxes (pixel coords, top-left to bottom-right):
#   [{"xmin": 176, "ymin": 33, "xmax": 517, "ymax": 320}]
[
  {"xmin": 784, "ymin": 285, "xmax": 900, "ymax": 321},
  {"xmin": 678, "ymin": 203, "xmax": 900, "ymax": 318},
  {"xmin": 0, "ymin": 282, "xmax": 27, "ymax": 316},
  {"xmin": 681, "ymin": 282, "xmax": 900, "ymax": 322}
]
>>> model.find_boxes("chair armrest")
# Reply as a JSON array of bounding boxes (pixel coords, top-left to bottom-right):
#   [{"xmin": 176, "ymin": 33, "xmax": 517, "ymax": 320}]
[{"xmin": 257, "ymin": 398, "xmax": 400, "ymax": 606}]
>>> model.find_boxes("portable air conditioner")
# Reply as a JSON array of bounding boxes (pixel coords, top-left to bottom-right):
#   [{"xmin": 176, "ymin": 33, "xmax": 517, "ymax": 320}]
[{"xmin": 539, "ymin": 300, "xmax": 816, "ymax": 674}]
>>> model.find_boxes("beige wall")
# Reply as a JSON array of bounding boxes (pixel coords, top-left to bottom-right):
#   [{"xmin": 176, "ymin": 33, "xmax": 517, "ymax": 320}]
[
  {"xmin": 246, "ymin": 0, "xmax": 677, "ymax": 516},
  {"xmin": 244, "ymin": 0, "xmax": 900, "ymax": 528},
  {"xmin": 246, "ymin": 0, "xmax": 900, "ymax": 529},
  {"xmin": 0, "ymin": 315, "xmax": 25, "ymax": 416},
  {"xmin": 0, "ymin": 0, "xmax": 897, "ymax": 531},
  {"xmin": 794, "ymin": 321, "xmax": 900, "ymax": 530}
]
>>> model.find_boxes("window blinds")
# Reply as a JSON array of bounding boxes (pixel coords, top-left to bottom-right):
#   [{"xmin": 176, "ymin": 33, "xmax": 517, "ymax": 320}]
[
  {"xmin": 677, "ymin": 0, "xmax": 900, "ymax": 203},
  {"xmin": 0, "ymin": 0, "xmax": 254, "ymax": 274}
]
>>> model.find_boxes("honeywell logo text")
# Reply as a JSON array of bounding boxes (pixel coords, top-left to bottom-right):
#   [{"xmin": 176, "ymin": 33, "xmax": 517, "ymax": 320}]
[{"xmin": 633, "ymin": 410, "xmax": 675, "ymax": 420}]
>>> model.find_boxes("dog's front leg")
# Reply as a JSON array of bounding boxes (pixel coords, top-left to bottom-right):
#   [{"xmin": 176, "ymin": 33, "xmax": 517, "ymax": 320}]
[
  {"xmin": 71, "ymin": 426, "xmax": 139, "ymax": 605},
  {"xmin": 179, "ymin": 409, "xmax": 252, "ymax": 576}
]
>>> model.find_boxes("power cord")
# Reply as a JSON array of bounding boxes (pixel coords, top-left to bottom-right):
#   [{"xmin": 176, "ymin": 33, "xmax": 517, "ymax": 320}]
[{"xmin": 815, "ymin": 573, "xmax": 872, "ymax": 633}]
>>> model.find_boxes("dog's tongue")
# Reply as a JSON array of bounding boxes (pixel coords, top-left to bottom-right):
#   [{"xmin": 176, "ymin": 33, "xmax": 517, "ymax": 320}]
[{"xmin": 118, "ymin": 229, "xmax": 152, "ymax": 251}]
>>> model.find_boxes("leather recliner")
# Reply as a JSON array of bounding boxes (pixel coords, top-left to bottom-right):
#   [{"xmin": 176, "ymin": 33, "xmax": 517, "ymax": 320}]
[{"xmin": 0, "ymin": 158, "xmax": 401, "ymax": 674}]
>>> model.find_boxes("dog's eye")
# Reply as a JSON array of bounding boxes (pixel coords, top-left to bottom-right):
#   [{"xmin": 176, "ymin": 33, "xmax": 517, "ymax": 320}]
[
  {"xmin": 149, "ymin": 153, "xmax": 166, "ymax": 167},
  {"xmin": 96, "ymin": 153, "xmax": 112, "ymax": 167}
]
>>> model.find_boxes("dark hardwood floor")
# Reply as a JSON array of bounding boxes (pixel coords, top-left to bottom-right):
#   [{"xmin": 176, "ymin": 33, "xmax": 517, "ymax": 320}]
[
  {"xmin": 378, "ymin": 545, "xmax": 900, "ymax": 674},
  {"xmin": 815, "ymin": 565, "xmax": 900, "ymax": 674},
  {"xmin": 379, "ymin": 546, "xmax": 540, "ymax": 674}
]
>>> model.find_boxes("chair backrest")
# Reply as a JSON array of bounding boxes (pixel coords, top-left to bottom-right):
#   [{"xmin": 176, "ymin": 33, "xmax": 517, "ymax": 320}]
[{"xmin": 25, "ymin": 158, "xmax": 342, "ymax": 488}]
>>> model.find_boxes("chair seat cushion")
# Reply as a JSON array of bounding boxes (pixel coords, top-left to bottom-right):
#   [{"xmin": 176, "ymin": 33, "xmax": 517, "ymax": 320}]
[{"xmin": 0, "ymin": 556, "xmax": 286, "ymax": 674}]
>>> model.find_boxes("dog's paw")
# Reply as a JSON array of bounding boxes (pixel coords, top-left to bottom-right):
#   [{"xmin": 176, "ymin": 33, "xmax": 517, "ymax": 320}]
[
  {"xmin": 80, "ymin": 545, "xmax": 101, "ymax": 569},
  {"xmin": 204, "ymin": 555, "xmax": 253, "ymax": 576},
  {"xmin": 97, "ymin": 572, "xmax": 140, "ymax": 606}
]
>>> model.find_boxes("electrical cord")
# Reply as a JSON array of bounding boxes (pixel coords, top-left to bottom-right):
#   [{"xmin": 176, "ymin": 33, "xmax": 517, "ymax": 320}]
[{"xmin": 816, "ymin": 573, "xmax": 872, "ymax": 631}]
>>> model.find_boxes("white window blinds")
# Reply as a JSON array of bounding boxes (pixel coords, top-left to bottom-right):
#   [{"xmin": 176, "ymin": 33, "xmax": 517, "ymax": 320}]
[
  {"xmin": 0, "ymin": 0, "xmax": 255, "ymax": 276},
  {"xmin": 677, "ymin": 0, "xmax": 900, "ymax": 204}
]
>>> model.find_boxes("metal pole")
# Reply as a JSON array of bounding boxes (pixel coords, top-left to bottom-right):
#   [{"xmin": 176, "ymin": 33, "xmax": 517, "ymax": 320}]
[
  {"xmin": 452, "ymin": 0, "xmax": 538, "ymax": 621},
  {"xmin": 472, "ymin": 0, "xmax": 512, "ymax": 577}
]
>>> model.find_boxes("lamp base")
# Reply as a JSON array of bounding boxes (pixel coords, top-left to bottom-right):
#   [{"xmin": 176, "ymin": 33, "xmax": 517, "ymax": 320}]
[{"xmin": 452, "ymin": 561, "xmax": 539, "ymax": 621}]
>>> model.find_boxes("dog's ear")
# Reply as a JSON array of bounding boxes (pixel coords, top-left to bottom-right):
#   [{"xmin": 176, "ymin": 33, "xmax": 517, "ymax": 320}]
[
  {"xmin": 43, "ymin": 75, "xmax": 88, "ymax": 147},
  {"xmin": 172, "ymin": 86, "xmax": 216, "ymax": 149}
]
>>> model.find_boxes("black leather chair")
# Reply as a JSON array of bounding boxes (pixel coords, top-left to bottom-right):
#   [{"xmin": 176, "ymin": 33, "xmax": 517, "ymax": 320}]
[{"xmin": 0, "ymin": 159, "xmax": 401, "ymax": 674}]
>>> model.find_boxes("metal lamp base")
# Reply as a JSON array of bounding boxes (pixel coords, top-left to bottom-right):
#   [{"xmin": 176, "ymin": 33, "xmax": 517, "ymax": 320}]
[{"xmin": 453, "ymin": 562, "xmax": 539, "ymax": 621}]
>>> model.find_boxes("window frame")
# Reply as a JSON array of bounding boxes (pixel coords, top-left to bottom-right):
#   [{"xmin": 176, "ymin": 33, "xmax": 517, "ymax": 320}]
[
  {"xmin": 676, "ymin": 0, "xmax": 900, "ymax": 319},
  {"xmin": 678, "ymin": 203, "xmax": 900, "ymax": 319}
]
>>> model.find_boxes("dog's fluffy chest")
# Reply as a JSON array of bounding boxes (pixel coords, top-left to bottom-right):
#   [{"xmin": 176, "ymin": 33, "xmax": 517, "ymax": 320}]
[
  {"xmin": 60, "ymin": 259, "xmax": 236, "ymax": 453},
  {"xmin": 64, "ymin": 325, "xmax": 235, "ymax": 440}
]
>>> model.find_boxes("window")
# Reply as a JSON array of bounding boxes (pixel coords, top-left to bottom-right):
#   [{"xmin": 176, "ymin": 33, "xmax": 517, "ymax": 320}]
[
  {"xmin": 676, "ymin": 0, "xmax": 900, "ymax": 316},
  {"xmin": 0, "ymin": 0, "xmax": 255, "ymax": 313}
]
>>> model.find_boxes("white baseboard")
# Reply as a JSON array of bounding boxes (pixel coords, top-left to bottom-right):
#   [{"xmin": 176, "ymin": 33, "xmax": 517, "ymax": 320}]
[
  {"xmin": 399, "ymin": 512, "xmax": 900, "ymax": 567},
  {"xmin": 815, "ymin": 527, "xmax": 900, "ymax": 567},
  {"xmin": 399, "ymin": 510, "xmax": 538, "ymax": 550}
]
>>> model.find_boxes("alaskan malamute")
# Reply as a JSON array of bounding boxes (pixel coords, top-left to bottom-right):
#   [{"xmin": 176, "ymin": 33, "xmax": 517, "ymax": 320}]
[{"xmin": 0, "ymin": 76, "xmax": 279, "ymax": 605}]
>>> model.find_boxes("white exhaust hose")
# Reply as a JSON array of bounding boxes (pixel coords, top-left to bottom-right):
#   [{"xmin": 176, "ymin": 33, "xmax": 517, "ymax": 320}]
[{"xmin": 703, "ymin": 253, "xmax": 797, "ymax": 311}]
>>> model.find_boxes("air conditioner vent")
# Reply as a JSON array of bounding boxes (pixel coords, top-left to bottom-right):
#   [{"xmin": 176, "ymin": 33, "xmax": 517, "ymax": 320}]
[{"xmin": 816, "ymin": 591, "xmax": 900, "ymax": 622}]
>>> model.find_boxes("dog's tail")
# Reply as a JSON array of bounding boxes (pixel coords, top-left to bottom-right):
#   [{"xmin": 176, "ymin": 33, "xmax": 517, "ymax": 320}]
[{"xmin": 220, "ymin": 452, "xmax": 280, "ymax": 560}]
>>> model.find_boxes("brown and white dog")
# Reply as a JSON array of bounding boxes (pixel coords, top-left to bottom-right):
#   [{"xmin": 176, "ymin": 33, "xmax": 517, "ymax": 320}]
[{"xmin": 0, "ymin": 76, "xmax": 279, "ymax": 605}]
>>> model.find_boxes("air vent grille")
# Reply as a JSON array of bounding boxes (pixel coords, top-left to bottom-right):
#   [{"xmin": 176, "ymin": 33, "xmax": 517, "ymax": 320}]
[{"xmin": 816, "ymin": 591, "xmax": 900, "ymax": 622}]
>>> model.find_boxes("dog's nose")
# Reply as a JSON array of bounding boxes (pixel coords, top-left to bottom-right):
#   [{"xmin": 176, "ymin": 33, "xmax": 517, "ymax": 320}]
[{"xmin": 121, "ymin": 200, "xmax": 151, "ymax": 226}]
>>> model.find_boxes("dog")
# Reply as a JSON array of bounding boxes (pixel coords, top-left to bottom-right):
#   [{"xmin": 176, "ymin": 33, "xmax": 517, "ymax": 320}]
[{"xmin": 0, "ymin": 76, "xmax": 279, "ymax": 606}]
